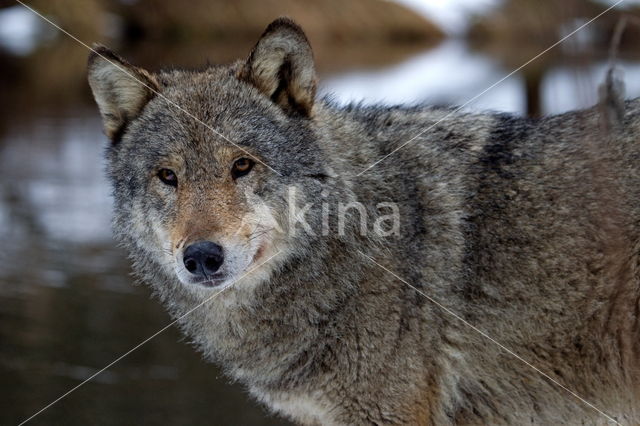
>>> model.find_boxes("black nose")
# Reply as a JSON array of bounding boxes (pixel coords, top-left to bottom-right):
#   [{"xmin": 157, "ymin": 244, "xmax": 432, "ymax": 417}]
[{"xmin": 183, "ymin": 241, "xmax": 224, "ymax": 277}]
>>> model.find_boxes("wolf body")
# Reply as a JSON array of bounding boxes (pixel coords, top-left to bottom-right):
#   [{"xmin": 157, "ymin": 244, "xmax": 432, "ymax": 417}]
[{"xmin": 88, "ymin": 18, "xmax": 640, "ymax": 425}]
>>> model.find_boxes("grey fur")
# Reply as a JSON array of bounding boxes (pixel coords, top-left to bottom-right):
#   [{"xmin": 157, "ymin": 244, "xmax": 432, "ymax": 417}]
[{"xmin": 88, "ymin": 18, "xmax": 640, "ymax": 425}]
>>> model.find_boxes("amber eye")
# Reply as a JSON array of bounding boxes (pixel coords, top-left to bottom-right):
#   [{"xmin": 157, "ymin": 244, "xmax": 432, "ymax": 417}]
[
  {"xmin": 157, "ymin": 168, "xmax": 177, "ymax": 187},
  {"xmin": 231, "ymin": 158, "xmax": 255, "ymax": 179}
]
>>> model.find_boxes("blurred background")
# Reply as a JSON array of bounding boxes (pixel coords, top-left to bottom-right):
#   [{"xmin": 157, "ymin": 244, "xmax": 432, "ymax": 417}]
[{"xmin": 1, "ymin": 0, "xmax": 640, "ymax": 424}]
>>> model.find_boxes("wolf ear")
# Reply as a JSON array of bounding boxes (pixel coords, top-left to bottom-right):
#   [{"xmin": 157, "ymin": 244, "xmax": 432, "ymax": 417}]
[
  {"xmin": 87, "ymin": 46, "xmax": 159, "ymax": 142},
  {"xmin": 238, "ymin": 18, "xmax": 317, "ymax": 116}
]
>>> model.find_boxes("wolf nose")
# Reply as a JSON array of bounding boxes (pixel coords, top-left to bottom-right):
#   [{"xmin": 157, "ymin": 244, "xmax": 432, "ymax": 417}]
[{"xmin": 183, "ymin": 241, "xmax": 224, "ymax": 276}]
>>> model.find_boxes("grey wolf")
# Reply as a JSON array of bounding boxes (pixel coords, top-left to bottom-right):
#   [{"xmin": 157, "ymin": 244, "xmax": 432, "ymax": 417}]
[{"xmin": 88, "ymin": 17, "xmax": 640, "ymax": 425}]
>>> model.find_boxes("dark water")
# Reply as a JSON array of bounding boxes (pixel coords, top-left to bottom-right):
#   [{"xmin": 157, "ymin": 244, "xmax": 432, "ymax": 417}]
[
  {"xmin": 0, "ymin": 115, "xmax": 286, "ymax": 425},
  {"xmin": 3, "ymin": 5, "xmax": 640, "ymax": 425}
]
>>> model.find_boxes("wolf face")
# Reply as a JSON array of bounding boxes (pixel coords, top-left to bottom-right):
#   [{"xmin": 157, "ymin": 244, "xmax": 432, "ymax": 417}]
[{"xmin": 88, "ymin": 18, "xmax": 332, "ymax": 294}]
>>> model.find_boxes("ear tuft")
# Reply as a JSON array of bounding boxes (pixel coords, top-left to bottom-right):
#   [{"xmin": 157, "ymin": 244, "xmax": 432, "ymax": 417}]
[
  {"xmin": 87, "ymin": 45, "xmax": 159, "ymax": 142},
  {"xmin": 238, "ymin": 17, "xmax": 317, "ymax": 116}
]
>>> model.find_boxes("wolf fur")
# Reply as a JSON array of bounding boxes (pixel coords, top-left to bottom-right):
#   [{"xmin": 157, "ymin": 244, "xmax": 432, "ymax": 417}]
[{"xmin": 88, "ymin": 18, "xmax": 640, "ymax": 425}]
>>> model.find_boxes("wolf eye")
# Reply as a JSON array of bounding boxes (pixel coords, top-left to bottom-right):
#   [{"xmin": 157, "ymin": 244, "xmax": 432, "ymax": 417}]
[
  {"xmin": 231, "ymin": 158, "xmax": 255, "ymax": 179},
  {"xmin": 157, "ymin": 168, "xmax": 177, "ymax": 187}
]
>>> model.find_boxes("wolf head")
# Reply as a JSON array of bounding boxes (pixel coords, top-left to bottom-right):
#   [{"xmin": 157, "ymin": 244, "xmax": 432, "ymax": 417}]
[{"xmin": 88, "ymin": 18, "xmax": 340, "ymax": 298}]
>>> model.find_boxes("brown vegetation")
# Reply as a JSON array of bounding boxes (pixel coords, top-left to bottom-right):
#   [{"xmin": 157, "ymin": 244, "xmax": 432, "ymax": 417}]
[
  {"xmin": 116, "ymin": 0, "xmax": 444, "ymax": 45},
  {"xmin": 468, "ymin": 0, "xmax": 640, "ymax": 66},
  {"xmin": 0, "ymin": 0, "xmax": 444, "ymax": 124}
]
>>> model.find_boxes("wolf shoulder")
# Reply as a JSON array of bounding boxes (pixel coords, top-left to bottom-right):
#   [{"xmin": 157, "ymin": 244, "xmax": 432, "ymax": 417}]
[{"xmin": 331, "ymin": 96, "xmax": 640, "ymax": 172}]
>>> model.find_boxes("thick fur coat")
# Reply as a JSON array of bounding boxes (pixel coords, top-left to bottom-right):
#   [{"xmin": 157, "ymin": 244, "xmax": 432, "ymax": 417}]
[{"xmin": 88, "ymin": 18, "xmax": 640, "ymax": 425}]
